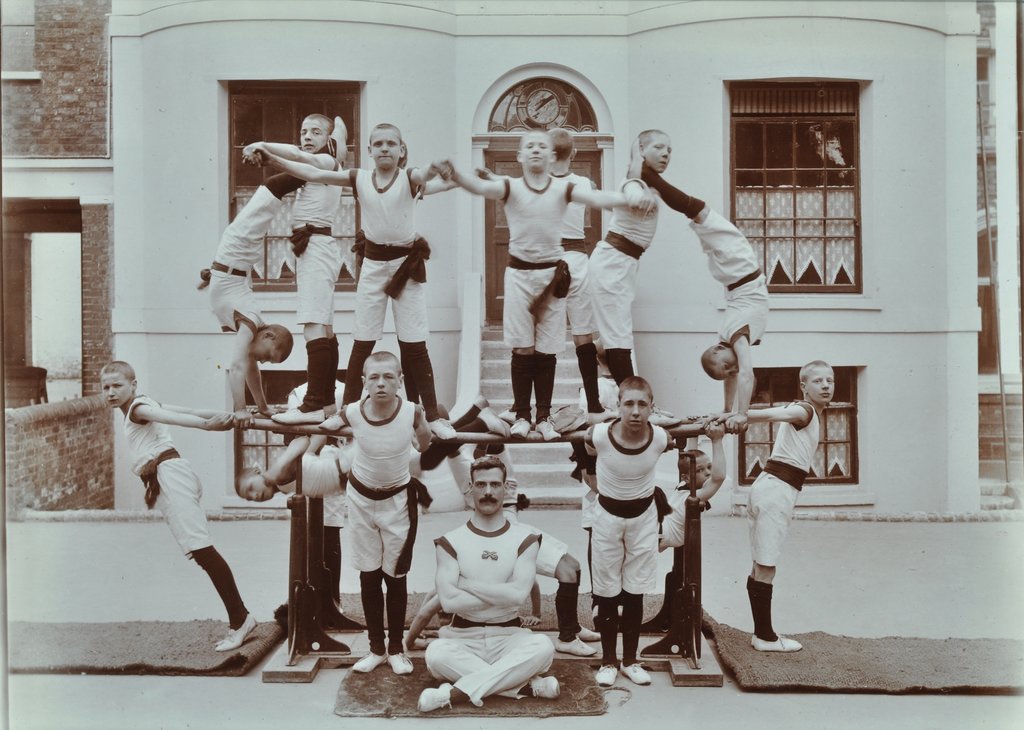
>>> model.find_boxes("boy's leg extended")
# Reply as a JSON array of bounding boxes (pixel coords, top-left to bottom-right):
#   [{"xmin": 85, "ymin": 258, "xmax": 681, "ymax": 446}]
[{"xmin": 589, "ymin": 246, "xmax": 638, "ymax": 384}]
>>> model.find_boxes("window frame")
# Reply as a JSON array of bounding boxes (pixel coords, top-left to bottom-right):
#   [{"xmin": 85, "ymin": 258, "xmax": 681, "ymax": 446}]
[
  {"xmin": 227, "ymin": 81, "xmax": 361, "ymax": 293},
  {"xmin": 738, "ymin": 366, "xmax": 859, "ymax": 486},
  {"xmin": 729, "ymin": 81, "xmax": 862, "ymax": 294}
]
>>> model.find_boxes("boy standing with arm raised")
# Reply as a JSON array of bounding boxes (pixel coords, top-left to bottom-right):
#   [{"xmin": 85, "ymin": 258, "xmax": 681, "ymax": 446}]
[
  {"xmin": 744, "ymin": 360, "xmax": 833, "ymax": 652},
  {"xmin": 100, "ymin": 361, "xmax": 257, "ymax": 651}
]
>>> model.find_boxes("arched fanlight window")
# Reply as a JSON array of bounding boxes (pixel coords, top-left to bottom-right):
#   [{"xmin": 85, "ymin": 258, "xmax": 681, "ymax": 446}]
[{"xmin": 488, "ymin": 77, "xmax": 597, "ymax": 133}]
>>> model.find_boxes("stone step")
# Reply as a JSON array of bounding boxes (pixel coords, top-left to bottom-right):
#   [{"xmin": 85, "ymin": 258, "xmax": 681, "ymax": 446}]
[
  {"xmin": 511, "ymin": 463, "xmax": 583, "ymax": 489},
  {"xmin": 480, "ymin": 379, "xmax": 582, "ymax": 400},
  {"xmin": 507, "ymin": 441, "xmax": 574, "ymax": 462},
  {"xmin": 518, "ymin": 484, "xmax": 588, "ymax": 508},
  {"xmin": 481, "ymin": 342, "xmax": 574, "ymax": 360},
  {"xmin": 979, "ymin": 479, "xmax": 1011, "ymax": 497},
  {"xmin": 980, "ymin": 494, "xmax": 1018, "ymax": 510},
  {"xmin": 480, "ymin": 359, "xmax": 581, "ymax": 380},
  {"xmin": 480, "ymin": 398, "xmax": 581, "ymax": 415}
]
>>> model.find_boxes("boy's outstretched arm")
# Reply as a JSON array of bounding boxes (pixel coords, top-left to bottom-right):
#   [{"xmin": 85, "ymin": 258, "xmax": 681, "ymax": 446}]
[
  {"xmin": 134, "ymin": 402, "xmax": 234, "ymax": 431},
  {"xmin": 444, "ymin": 162, "xmax": 507, "ymax": 200},
  {"xmin": 746, "ymin": 401, "xmax": 813, "ymax": 427},
  {"xmin": 252, "ymin": 148, "xmax": 355, "ymax": 187},
  {"xmin": 243, "ymin": 141, "xmax": 337, "ymax": 171}
]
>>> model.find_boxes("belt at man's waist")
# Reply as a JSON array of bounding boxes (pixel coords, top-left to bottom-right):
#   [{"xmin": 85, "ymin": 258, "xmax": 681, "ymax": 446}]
[
  {"xmin": 727, "ymin": 269, "xmax": 763, "ymax": 292},
  {"xmin": 138, "ymin": 448, "xmax": 181, "ymax": 510},
  {"xmin": 604, "ymin": 231, "xmax": 645, "ymax": 260},
  {"xmin": 508, "ymin": 255, "xmax": 560, "ymax": 270},
  {"xmin": 451, "ymin": 615, "xmax": 521, "ymax": 629},
  {"xmin": 561, "ymin": 238, "xmax": 588, "ymax": 254},
  {"xmin": 763, "ymin": 459, "xmax": 808, "ymax": 491},
  {"xmin": 348, "ymin": 472, "xmax": 433, "ymax": 576},
  {"xmin": 598, "ymin": 487, "xmax": 671, "ymax": 520}
]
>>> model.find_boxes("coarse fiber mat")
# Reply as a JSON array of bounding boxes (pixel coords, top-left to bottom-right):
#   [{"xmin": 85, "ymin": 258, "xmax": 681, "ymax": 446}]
[
  {"xmin": 334, "ymin": 658, "xmax": 609, "ymax": 718},
  {"xmin": 8, "ymin": 619, "xmax": 284, "ymax": 676},
  {"xmin": 703, "ymin": 616, "xmax": 1024, "ymax": 695}
]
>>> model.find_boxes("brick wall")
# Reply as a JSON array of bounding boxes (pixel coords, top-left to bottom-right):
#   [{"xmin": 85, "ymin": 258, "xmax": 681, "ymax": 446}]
[
  {"xmin": 979, "ymin": 393, "xmax": 1024, "ymax": 479},
  {"xmin": 1, "ymin": 0, "xmax": 110, "ymax": 157},
  {"xmin": 5, "ymin": 395, "xmax": 114, "ymax": 518},
  {"xmin": 81, "ymin": 202, "xmax": 113, "ymax": 395}
]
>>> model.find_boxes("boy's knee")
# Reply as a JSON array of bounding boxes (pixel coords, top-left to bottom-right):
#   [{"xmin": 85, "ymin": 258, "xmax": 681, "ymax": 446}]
[{"xmin": 554, "ymin": 554, "xmax": 579, "ymax": 581}]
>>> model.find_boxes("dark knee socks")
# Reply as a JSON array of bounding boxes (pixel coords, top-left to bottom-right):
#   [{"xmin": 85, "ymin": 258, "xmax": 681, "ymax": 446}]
[
  {"xmin": 300, "ymin": 337, "xmax": 334, "ymax": 411},
  {"xmin": 605, "ymin": 348, "xmax": 634, "ymax": 385},
  {"xmin": 575, "ymin": 342, "xmax": 603, "ymax": 413},
  {"xmin": 510, "ymin": 352, "xmax": 537, "ymax": 421},
  {"xmin": 323, "ymin": 336, "xmax": 340, "ymax": 410},
  {"xmin": 595, "ymin": 595, "xmax": 621, "ymax": 665},
  {"xmin": 382, "ymin": 573, "xmax": 408, "ymax": 654},
  {"xmin": 420, "ymin": 418, "xmax": 486, "ymax": 470},
  {"xmin": 360, "ymin": 569, "xmax": 387, "ymax": 655},
  {"xmin": 555, "ymin": 573, "xmax": 583, "ymax": 642},
  {"xmin": 324, "ymin": 526, "xmax": 341, "ymax": 604},
  {"xmin": 620, "ymin": 591, "xmax": 643, "ymax": 666},
  {"xmin": 398, "ymin": 340, "xmax": 440, "ymax": 421},
  {"xmin": 747, "ymin": 576, "xmax": 778, "ymax": 642},
  {"xmin": 192, "ymin": 546, "xmax": 248, "ymax": 629},
  {"xmin": 342, "ymin": 340, "xmax": 375, "ymax": 405},
  {"xmin": 533, "ymin": 353, "xmax": 557, "ymax": 422}
]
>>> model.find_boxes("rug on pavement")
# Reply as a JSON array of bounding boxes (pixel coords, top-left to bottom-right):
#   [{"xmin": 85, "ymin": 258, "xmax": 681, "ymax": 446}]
[
  {"xmin": 334, "ymin": 658, "xmax": 608, "ymax": 718},
  {"xmin": 703, "ymin": 616, "xmax": 1024, "ymax": 695},
  {"xmin": 8, "ymin": 620, "xmax": 284, "ymax": 676}
]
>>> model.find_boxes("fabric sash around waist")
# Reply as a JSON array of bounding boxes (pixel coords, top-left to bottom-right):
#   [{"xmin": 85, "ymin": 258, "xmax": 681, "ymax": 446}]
[
  {"xmin": 604, "ymin": 231, "xmax": 645, "ymax": 260},
  {"xmin": 598, "ymin": 486, "xmax": 671, "ymax": 520},
  {"xmin": 451, "ymin": 615, "xmax": 521, "ymax": 629},
  {"xmin": 289, "ymin": 224, "xmax": 333, "ymax": 257},
  {"xmin": 139, "ymin": 448, "xmax": 181, "ymax": 510},
  {"xmin": 763, "ymin": 459, "xmax": 808, "ymax": 491},
  {"xmin": 353, "ymin": 233, "xmax": 430, "ymax": 297},
  {"xmin": 348, "ymin": 472, "xmax": 433, "ymax": 576},
  {"xmin": 727, "ymin": 269, "xmax": 763, "ymax": 292},
  {"xmin": 508, "ymin": 255, "xmax": 559, "ymax": 270},
  {"xmin": 362, "ymin": 238, "xmax": 414, "ymax": 262},
  {"xmin": 561, "ymin": 238, "xmax": 588, "ymax": 254}
]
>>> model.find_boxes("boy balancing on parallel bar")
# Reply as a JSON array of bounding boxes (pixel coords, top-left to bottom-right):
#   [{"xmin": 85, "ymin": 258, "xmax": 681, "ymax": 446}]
[{"xmin": 101, "ymin": 361, "xmax": 257, "ymax": 651}]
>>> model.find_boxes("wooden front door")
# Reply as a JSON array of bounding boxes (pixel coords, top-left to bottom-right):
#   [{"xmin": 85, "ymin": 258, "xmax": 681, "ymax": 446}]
[{"xmin": 483, "ymin": 149, "xmax": 602, "ymax": 324}]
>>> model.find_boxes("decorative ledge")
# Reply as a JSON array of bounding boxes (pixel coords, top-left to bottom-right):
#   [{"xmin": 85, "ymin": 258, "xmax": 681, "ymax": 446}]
[{"xmin": 1, "ymin": 71, "xmax": 42, "ymax": 82}]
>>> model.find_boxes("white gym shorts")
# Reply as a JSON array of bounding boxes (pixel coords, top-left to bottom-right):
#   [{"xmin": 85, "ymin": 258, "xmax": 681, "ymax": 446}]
[
  {"xmin": 746, "ymin": 471, "xmax": 799, "ymax": 567},
  {"xmin": 503, "ymin": 267, "xmax": 567, "ymax": 354}
]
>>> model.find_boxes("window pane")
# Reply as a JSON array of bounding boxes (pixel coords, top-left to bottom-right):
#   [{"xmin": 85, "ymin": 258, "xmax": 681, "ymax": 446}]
[
  {"xmin": 824, "ymin": 121, "xmax": 855, "ymax": 168},
  {"xmin": 826, "ymin": 238, "xmax": 857, "ymax": 286},
  {"xmin": 736, "ymin": 170, "xmax": 763, "ymax": 188},
  {"xmin": 795, "ymin": 189, "xmax": 823, "ymax": 218},
  {"xmin": 735, "ymin": 122, "xmax": 764, "ymax": 168},
  {"xmin": 796, "ymin": 239, "xmax": 825, "ymax": 285},
  {"xmin": 796, "ymin": 219, "xmax": 823, "ymax": 237},
  {"xmin": 766, "ymin": 191, "xmax": 793, "ymax": 219},
  {"xmin": 795, "ymin": 169, "xmax": 825, "ymax": 188},
  {"xmin": 795, "ymin": 122, "xmax": 824, "ymax": 168},
  {"xmin": 827, "ymin": 189, "xmax": 856, "ymax": 218},
  {"xmin": 737, "ymin": 219, "xmax": 764, "ymax": 239},
  {"xmin": 765, "ymin": 123, "xmax": 793, "ymax": 168},
  {"xmin": 735, "ymin": 191, "xmax": 764, "ymax": 219}
]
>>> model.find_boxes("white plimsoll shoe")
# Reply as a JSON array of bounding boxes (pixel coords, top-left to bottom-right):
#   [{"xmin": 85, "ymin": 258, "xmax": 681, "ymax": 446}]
[
  {"xmin": 751, "ymin": 635, "xmax": 803, "ymax": 653},
  {"xmin": 498, "ymin": 409, "xmax": 517, "ymax": 424},
  {"xmin": 576, "ymin": 627, "xmax": 601, "ymax": 642},
  {"xmin": 429, "ymin": 418, "xmax": 457, "ymax": 440},
  {"xmin": 554, "ymin": 637, "xmax": 597, "ymax": 657},
  {"xmin": 352, "ymin": 652, "xmax": 388, "ymax": 673},
  {"xmin": 510, "ymin": 418, "xmax": 532, "ymax": 438},
  {"xmin": 529, "ymin": 675, "xmax": 560, "ymax": 699},
  {"xmin": 319, "ymin": 414, "xmax": 344, "ymax": 431},
  {"xmin": 535, "ymin": 418, "xmax": 558, "ymax": 441},
  {"xmin": 619, "ymin": 662, "xmax": 651, "ymax": 686},
  {"xmin": 595, "ymin": 664, "xmax": 618, "ymax": 687},
  {"xmin": 387, "ymin": 652, "xmax": 414, "ymax": 675},
  {"xmin": 587, "ymin": 409, "xmax": 617, "ymax": 425},
  {"xmin": 418, "ymin": 683, "xmax": 453, "ymax": 712},
  {"xmin": 214, "ymin": 613, "xmax": 257, "ymax": 652},
  {"xmin": 273, "ymin": 407, "xmax": 325, "ymax": 425}
]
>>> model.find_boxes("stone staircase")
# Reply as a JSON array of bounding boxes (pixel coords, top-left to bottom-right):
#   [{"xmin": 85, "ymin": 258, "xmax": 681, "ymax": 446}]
[
  {"xmin": 979, "ymin": 478, "xmax": 1022, "ymax": 511},
  {"xmin": 479, "ymin": 326, "xmax": 586, "ymax": 506}
]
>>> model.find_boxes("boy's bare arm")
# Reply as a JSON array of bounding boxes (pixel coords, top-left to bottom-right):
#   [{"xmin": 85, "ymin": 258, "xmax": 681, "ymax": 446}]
[
  {"xmin": 254, "ymin": 149, "xmax": 355, "ymax": 187},
  {"xmin": 724, "ymin": 338, "xmax": 755, "ymax": 432},
  {"xmin": 227, "ymin": 329, "xmax": 268, "ymax": 425},
  {"xmin": 746, "ymin": 402, "xmax": 813, "ymax": 426},
  {"xmin": 134, "ymin": 402, "xmax": 234, "ymax": 431},
  {"xmin": 696, "ymin": 422, "xmax": 727, "ymax": 503},
  {"xmin": 446, "ymin": 163, "xmax": 507, "ymax": 200},
  {"xmin": 265, "ymin": 435, "xmax": 311, "ymax": 484},
  {"xmin": 412, "ymin": 404, "xmax": 433, "ymax": 451},
  {"xmin": 244, "ymin": 142, "xmax": 337, "ymax": 171}
]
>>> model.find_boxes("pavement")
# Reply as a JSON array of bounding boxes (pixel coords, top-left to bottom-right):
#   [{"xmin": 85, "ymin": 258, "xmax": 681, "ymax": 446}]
[{"xmin": 5, "ymin": 510, "xmax": 1024, "ymax": 730}]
